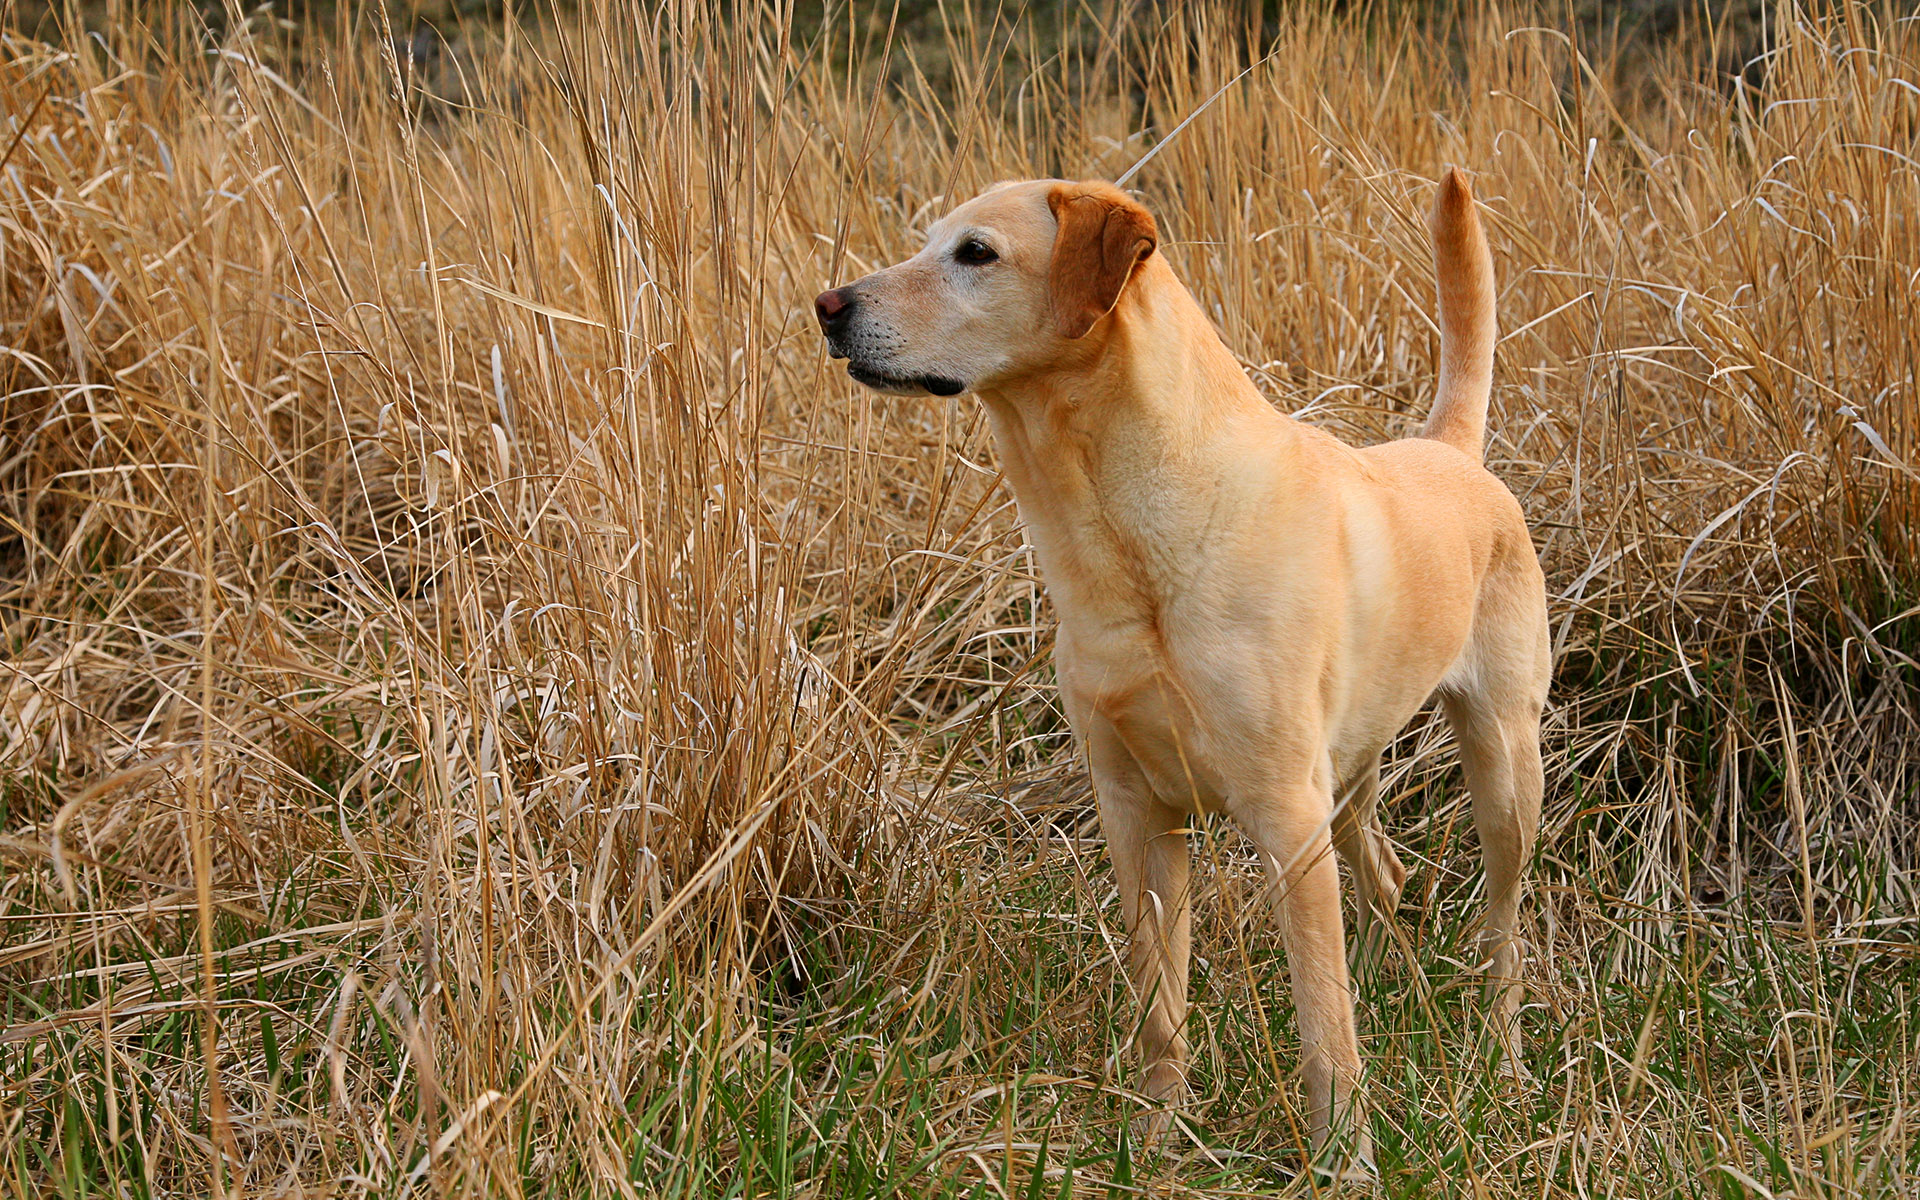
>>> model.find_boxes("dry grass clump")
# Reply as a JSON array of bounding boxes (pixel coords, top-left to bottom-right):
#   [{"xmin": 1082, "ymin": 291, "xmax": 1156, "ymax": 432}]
[{"xmin": 1, "ymin": 2, "xmax": 1915, "ymax": 1196}]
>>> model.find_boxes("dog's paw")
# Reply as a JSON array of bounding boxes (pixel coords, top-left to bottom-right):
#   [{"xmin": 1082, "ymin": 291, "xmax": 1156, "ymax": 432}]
[
  {"xmin": 1486, "ymin": 1021, "xmax": 1534, "ymax": 1083},
  {"xmin": 1495, "ymin": 1050, "xmax": 1535, "ymax": 1084},
  {"xmin": 1309, "ymin": 1123, "xmax": 1379, "ymax": 1190},
  {"xmin": 1130, "ymin": 1107, "xmax": 1175, "ymax": 1158},
  {"xmin": 1309, "ymin": 1151, "xmax": 1380, "ymax": 1190}
]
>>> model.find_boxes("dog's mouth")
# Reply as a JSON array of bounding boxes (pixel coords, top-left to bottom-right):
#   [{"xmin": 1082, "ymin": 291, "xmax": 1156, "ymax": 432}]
[{"xmin": 845, "ymin": 362, "xmax": 967, "ymax": 398}]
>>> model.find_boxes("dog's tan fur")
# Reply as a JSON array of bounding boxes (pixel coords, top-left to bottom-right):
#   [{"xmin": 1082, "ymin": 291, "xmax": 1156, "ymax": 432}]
[{"xmin": 817, "ymin": 171, "xmax": 1549, "ymax": 1176}]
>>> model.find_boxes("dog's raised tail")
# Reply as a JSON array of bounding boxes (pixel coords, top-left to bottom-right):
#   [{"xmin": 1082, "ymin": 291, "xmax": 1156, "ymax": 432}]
[{"xmin": 1423, "ymin": 167, "xmax": 1496, "ymax": 460}]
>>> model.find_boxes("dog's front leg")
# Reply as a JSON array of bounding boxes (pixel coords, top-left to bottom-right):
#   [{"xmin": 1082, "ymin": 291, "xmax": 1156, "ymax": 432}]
[
  {"xmin": 1086, "ymin": 718, "xmax": 1192, "ymax": 1145},
  {"xmin": 1238, "ymin": 774, "xmax": 1374, "ymax": 1181}
]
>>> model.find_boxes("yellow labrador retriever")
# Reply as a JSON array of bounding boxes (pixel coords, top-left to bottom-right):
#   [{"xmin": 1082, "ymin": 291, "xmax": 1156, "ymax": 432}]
[{"xmin": 816, "ymin": 171, "xmax": 1549, "ymax": 1178}]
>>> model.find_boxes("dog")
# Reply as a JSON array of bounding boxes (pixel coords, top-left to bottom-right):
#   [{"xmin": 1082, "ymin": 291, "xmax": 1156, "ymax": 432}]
[{"xmin": 816, "ymin": 170, "xmax": 1549, "ymax": 1179}]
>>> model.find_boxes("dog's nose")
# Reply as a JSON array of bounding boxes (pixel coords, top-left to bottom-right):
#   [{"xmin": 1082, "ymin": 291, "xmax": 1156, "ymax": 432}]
[{"xmin": 814, "ymin": 287, "xmax": 855, "ymax": 335}]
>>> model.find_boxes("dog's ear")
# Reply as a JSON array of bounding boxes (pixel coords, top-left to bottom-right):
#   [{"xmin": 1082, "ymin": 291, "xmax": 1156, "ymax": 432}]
[{"xmin": 1047, "ymin": 182, "xmax": 1157, "ymax": 339}]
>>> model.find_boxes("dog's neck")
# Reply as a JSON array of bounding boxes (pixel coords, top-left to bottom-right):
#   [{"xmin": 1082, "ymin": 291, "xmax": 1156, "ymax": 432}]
[{"xmin": 973, "ymin": 256, "xmax": 1291, "ymax": 607}]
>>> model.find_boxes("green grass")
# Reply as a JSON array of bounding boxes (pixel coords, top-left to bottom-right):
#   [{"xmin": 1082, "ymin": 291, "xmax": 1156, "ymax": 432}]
[{"xmin": 7, "ymin": 796, "xmax": 1917, "ymax": 1196}]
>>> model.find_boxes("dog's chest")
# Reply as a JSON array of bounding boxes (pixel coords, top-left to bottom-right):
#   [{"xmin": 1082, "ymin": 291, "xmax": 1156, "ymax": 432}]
[
  {"xmin": 999, "ymin": 424, "xmax": 1255, "ymax": 809},
  {"xmin": 1052, "ymin": 594, "xmax": 1241, "ymax": 812}
]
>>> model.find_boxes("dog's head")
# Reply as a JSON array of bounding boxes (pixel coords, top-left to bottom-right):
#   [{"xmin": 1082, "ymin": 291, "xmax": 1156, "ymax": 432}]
[{"xmin": 815, "ymin": 179, "xmax": 1158, "ymax": 397}]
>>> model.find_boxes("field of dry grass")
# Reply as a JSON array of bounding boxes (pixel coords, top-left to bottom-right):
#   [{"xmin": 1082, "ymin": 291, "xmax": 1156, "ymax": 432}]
[{"xmin": 1, "ymin": 1, "xmax": 1916, "ymax": 1195}]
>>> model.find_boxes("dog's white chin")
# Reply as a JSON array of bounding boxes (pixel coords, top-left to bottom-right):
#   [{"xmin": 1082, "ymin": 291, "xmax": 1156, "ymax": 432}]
[
  {"xmin": 847, "ymin": 362, "xmax": 965, "ymax": 397},
  {"xmin": 848, "ymin": 365, "xmax": 925, "ymax": 396}
]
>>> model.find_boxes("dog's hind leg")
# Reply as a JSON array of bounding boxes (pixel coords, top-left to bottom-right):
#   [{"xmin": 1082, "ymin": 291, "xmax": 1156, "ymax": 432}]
[
  {"xmin": 1332, "ymin": 757, "xmax": 1406, "ymax": 974},
  {"xmin": 1441, "ymin": 683, "xmax": 1545, "ymax": 1074}
]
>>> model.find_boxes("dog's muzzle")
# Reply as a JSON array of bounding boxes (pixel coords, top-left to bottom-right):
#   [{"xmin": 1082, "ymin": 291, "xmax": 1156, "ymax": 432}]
[{"xmin": 814, "ymin": 287, "xmax": 966, "ymax": 397}]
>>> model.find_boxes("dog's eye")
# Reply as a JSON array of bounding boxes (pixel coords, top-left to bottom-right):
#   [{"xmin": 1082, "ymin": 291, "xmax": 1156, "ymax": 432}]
[{"xmin": 954, "ymin": 238, "xmax": 998, "ymax": 265}]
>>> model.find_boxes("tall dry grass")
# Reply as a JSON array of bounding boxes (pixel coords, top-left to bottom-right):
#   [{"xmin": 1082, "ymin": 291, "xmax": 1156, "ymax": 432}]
[{"xmin": 1, "ymin": 1, "xmax": 1915, "ymax": 1196}]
